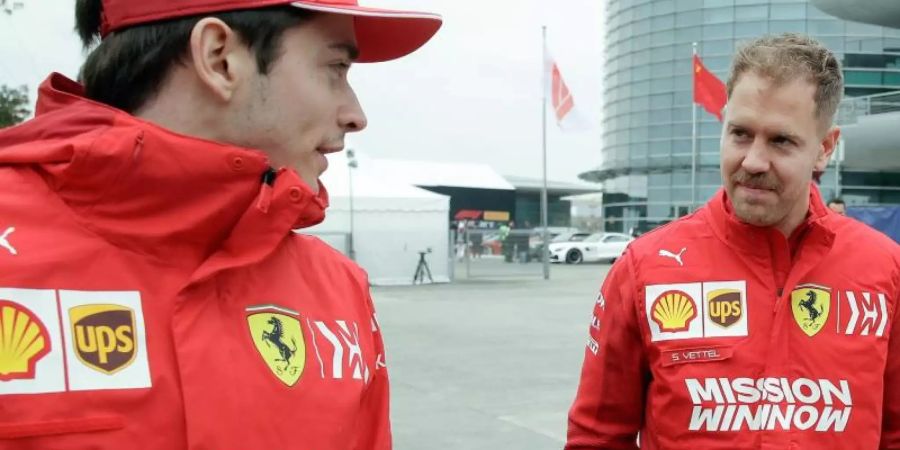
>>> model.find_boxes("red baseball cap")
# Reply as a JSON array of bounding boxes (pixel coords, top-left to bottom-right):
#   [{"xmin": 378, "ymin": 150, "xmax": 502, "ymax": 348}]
[{"xmin": 99, "ymin": 0, "xmax": 442, "ymax": 62}]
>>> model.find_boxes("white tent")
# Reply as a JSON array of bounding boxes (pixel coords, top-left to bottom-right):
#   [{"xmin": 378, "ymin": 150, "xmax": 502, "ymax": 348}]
[{"xmin": 302, "ymin": 151, "xmax": 451, "ymax": 286}]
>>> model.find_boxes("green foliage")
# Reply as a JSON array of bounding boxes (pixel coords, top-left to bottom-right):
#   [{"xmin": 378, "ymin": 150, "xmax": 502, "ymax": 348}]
[{"xmin": 0, "ymin": 84, "xmax": 30, "ymax": 128}]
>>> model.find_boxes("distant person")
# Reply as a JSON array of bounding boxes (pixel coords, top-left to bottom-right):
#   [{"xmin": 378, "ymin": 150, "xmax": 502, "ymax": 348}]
[
  {"xmin": 499, "ymin": 221, "xmax": 513, "ymax": 261},
  {"xmin": 566, "ymin": 33, "xmax": 900, "ymax": 449},
  {"xmin": 828, "ymin": 197, "xmax": 847, "ymax": 215},
  {"xmin": 0, "ymin": 0, "xmax": 441, "ymax": 448},
  {"xmin": 456, "ymin": 220, "xmax": 468, "ymax": 260}
]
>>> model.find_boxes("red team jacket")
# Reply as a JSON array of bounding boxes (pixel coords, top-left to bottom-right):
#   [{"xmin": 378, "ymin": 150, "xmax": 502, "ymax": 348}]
[
  {"xmin": 0, "ymin": 74, "xmax": 390, "ymax": 449},
  {"xmin": 567, "ymin": 185, "xmax": 900, "ymax": 449}
]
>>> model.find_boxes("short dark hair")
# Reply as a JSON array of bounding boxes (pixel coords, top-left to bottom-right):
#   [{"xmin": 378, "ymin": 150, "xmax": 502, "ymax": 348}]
[
  {"xmin": 75, "ymin": 0, "xmax": 315, "ymax": 112},
  {"xmin": 727, "ymin": 33, "xmax": 843, "ymax": 131},
  {"xmin": 827, "ymin": 197, "xmax": 845, "ymax": 206}
]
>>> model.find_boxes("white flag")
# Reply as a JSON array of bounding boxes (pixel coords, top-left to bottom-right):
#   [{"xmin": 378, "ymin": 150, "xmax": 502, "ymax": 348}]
[{"xmin": 545, "ymin": 52, "xmax": 590, "ymax": 131}]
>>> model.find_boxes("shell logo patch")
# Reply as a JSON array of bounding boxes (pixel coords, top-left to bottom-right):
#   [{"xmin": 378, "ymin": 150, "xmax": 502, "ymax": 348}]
[
  {"xmin": 646, "ymin": 281, "xmax": 748, "ymax": 342},
  {"xmin": 651, "ymin": 290, "xmax": 697, "ymax": 332},
  {"xmin": 0, "ymin": 289, "xmax": 150, "ymax": 395},
  {"xmin": 0, "ymin": 300, "xmax": 51, "ymax": 381},
  {"xmin": 247, "ymin": 305, "xmax": 306, "ymax": 387},
  {"xmin": 791, "ymin": 284, "xmax": 831, "ymax": 337},
  {"xmin": 70, "ymin": 304, "xmax": 137, "ymax": 375}
]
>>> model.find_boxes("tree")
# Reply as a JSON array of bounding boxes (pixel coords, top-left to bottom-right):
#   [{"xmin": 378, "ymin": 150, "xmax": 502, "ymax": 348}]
[{"xmin": 0, "ymin": 84, "xmax": 30, "ymax": 128}]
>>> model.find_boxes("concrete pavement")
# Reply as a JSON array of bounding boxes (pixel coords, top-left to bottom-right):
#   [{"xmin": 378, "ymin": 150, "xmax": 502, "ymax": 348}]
[{"xmin": 372, "ymin": 263, "xmax": 612, "ymax": 450}]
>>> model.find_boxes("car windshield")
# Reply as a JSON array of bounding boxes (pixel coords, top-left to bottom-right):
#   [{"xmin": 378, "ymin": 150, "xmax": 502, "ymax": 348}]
[{"xmin": 584, "ymin": 234, "xmax": 605, "ymax": 243}]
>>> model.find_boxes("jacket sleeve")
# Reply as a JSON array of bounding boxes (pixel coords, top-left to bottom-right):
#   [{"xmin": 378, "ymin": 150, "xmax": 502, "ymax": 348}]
[
  {"xmin": 354, "ymin": 290, "xmax": 392, "ymax": 450},
  {"xmin": 881, "ymin": 281, "xmax": 900, "ymax": 450},
  {"xmin": 566, "ymin": 250, "xmax": 648, "ymax": 450}
]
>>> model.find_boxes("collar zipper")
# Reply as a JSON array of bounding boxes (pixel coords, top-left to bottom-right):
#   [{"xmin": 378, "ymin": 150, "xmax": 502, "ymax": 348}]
[{"xmin": 255, "ymin": 168, "xmax": 277, "ymax": 213}]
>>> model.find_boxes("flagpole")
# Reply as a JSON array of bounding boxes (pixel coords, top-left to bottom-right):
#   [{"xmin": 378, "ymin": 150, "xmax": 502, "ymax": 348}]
[
  {"xmin": 541, "ymin": 25, "xmax": 550, "ymax": 280},
  {"xmin": 691, "ymin": 42, "xmax": 698, "ymax": 210}
]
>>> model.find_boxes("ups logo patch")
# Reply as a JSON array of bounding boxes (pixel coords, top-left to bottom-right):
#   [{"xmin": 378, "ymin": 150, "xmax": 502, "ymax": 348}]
[{"xmin": 70, "ymin": 304, "xmax": 137, "ymax": 374}]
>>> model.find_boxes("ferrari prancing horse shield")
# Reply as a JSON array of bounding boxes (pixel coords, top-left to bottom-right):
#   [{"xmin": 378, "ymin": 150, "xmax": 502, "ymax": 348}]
[
  {"xmin": 791, "ymin": 284, "xmax": 831, "ymax": 337},
  {"xmin": 246, "ymin": 305, "xmax": 305, "ymax": 387}
]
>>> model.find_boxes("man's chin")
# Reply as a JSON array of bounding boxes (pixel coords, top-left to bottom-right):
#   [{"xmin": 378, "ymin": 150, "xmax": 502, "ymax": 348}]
[{"xmin": 733, "ymin": 203, "xmax": 777, "ymax": 227}]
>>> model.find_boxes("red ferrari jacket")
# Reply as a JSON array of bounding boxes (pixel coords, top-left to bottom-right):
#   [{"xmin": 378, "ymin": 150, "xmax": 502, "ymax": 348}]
[
  {"xmin": 0, "ymin": 74, "xmax": 390, "ymax": 449},
  {"xmin": 567, "ymin": 186, "xmax": 900, "ymax": 450}
]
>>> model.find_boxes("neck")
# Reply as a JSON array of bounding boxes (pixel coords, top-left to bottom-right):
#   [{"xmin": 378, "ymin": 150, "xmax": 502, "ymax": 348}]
[{"xmin": 133, "ymin": 80, "xmax": 231, "ymax": 144}]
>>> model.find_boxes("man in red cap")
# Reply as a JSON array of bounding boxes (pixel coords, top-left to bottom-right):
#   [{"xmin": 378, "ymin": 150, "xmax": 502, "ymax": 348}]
[{"xmin": 0, "ymin": 1, "xmax": 440, "ymax": 448}]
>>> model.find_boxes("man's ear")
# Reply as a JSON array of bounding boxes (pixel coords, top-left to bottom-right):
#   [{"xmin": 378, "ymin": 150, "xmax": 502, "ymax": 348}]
[
  {"xmin": 815, "ymin": 126, "xmax": 840, "ymax": 172},
  {"xmin": 188, "ymin": 18, "xmax": 254, "ymax": 102}
]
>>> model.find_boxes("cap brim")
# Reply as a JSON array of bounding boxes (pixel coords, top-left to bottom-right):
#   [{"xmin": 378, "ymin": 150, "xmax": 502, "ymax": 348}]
[{"xmin": 290, "ymin": 2, "xmax": 442, "ymax": 63}]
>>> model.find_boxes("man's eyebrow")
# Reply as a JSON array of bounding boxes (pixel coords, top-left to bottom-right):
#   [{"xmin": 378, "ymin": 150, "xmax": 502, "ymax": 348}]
[
  {"xmin": 771, "ymin": 130, "xmax": 802, "ymax": 142},
  {"xmin": 329, "ymin": 42, "xmax": 360, "ymax": 61}
]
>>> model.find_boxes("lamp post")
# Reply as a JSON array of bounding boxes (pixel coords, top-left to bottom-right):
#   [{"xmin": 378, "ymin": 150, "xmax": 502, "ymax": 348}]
[{"xmin": 346, "ymin": 148, "xmax": 358, "ymax": 261}]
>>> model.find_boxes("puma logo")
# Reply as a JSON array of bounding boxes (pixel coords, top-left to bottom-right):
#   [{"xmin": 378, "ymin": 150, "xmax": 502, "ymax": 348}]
[{"xmin": 658, "ymin": 247, "xmax": 686, "ymax": 266}]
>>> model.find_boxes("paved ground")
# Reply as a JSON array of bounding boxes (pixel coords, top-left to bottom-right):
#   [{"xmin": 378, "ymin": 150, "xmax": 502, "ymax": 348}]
[{"xmin": 372, "ymin": 262, "xmax": 613, "ymax": 450}]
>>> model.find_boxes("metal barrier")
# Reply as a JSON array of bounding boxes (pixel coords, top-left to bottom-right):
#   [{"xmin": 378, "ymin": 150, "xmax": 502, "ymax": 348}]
[
  {"xmin": 836, "ymin": 90, "xmax": 900, "ymax": 125},
  {"xmin": 453, "ymin": 230, "xmax": 545, "ymax": 280}
]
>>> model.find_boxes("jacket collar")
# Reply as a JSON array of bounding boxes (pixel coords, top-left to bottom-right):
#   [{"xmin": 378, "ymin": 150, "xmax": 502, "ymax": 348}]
[
  {"xmin": 705, "ymin": 182, "xmax": 835, "ymax": 257},
  {"xmin": 2, "ymin": 73, "xmax": 329, "ymax": 271}
]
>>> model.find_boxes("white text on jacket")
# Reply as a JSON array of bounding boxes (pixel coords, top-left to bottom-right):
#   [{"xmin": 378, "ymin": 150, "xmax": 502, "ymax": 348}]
[{"xmin": 685, "ymin": 378, "xmax": 852, "ymax": 432}]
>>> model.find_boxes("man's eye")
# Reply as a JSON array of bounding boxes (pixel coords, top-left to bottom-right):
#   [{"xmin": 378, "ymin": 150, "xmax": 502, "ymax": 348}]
[
  {"xmin": 731, "ymin": 129, "xmax": 749, "ymax": 139},
  {"xmin": 772, "ymin": 136, "xmax": 793, "ymax": 146}
]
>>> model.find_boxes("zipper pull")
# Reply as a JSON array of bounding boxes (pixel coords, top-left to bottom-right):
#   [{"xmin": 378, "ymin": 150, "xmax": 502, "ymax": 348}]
[{"xmin": 256, "ymin": 168, "xmax": 277, "ymax": 213}]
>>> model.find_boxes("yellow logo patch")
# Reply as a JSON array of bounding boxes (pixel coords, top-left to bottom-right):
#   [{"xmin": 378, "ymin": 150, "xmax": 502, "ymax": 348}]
[
  {"xmin": 651, "ymin": 290, "xmax": 698, "ymax": 333},
  {"xmin": 791, "ymin": 284, "xmax": 831, "ymax": 337},
  {"xmin": 246, "ymin": 306, "xmax": 305, "ymax": 387},
  {"xmin": 0, "ymin": 300, "xmax": 51, "ymax": 381},
  {"xmin": 707, "ymin": 289, "xmax": 742, "ymax": 328},
  {"xmin": 70, "ymin": 304, "xmax": 137, "ymax": 375}
]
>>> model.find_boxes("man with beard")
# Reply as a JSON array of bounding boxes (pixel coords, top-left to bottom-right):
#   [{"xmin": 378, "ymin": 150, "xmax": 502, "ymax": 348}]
[{"xmin": 565, "ymin": 33, "xmax": 900, "ymax": 449}]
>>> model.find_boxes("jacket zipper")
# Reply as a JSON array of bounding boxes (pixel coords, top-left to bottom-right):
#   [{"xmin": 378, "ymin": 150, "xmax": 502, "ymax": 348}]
[{"xmin": 255, "ymin": 168, "xmax": 277, "ymax": 213}]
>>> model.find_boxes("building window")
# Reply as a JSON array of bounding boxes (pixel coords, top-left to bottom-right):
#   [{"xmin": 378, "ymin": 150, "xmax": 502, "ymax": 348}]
[
  {"xmin": 735, "ymin": 5, "xmax": 768, "ymax": 20},
  {"xmin": 677, "ymin": 0, "xmax": 703, "ymax": 10},
  {"xmin": 845, "ymin": 70, "xmax": 887, "ymax": 85},
  {"xmin": 735, "ymin": 20, "xmax": 768, "ymax": 37},
  {"xmin": 769, "ymin": 20, "xmax": 806, "ymax": 34},
  {"xmin": 704, "ymin": 7, "xmax": 734, "ymax": 24},
  {"xmin": 650, "ymin": 140, "xmax": 673, "ymax": 155},
  {"xmin": 702, "ymin": 39, "xmax": 733, "ymax": 55},
  {"xmin": 650, "ymin": 125, "xmax": 673, "ymax": 139},
  {"xmin": 676, "ymin": 26, "xmax": 703, "ymax": 43},
  {"xmin": 652, "ymin": 14, "xmax": 676, "ymax": 29},
  {"xmin": 771, "ymin": 3, "xmax": 805, "ymax": 20},
  {"xmin": 703, "ymin": 23, "xmax": 734, "ymax": 40},
  {"xmin": 703, "ymin": 0, "xmax": 733, "ymax": 8},
  {"xmin": 809, "ymin": 20, "xmax": 843, "ymax": 36},
  {"xmin": 676, "ymin": 10, "xmax": 702, "ymax": 27},
  {"xmin": 653, "ymin": 0, "xmax": 676, "ymax": 15}
]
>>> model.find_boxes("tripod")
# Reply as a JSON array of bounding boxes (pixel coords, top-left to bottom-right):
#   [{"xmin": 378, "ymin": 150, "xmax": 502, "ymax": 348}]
[{"xmin": 413, "ymin": 251, "xmax": 434, "ymax": 284}]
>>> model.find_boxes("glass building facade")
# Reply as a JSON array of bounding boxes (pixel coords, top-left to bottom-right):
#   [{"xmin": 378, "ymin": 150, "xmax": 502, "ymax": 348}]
[{"xmin": 582, "ymin": 0, "xmax": 900, "ymax": 233}]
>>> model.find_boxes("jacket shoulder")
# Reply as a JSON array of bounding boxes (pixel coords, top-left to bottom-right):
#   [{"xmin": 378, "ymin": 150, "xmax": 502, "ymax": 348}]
[
  {"xmin": 826, "ymin": 214, "xmax": 900, "ymax": 266},
  {"xmin": 624, "ymin": 210, "xmax": 716, "ymax": 265}
]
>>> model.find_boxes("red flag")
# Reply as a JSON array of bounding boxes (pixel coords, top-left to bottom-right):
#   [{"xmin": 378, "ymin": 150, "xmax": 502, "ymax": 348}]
[
  {"xmin": 693, "ymin": 54, "xmax": 727, "ymax": 122},
  {"xmin": 551, "ymin": 62, "xmax": 574, "ymax": 122}
]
